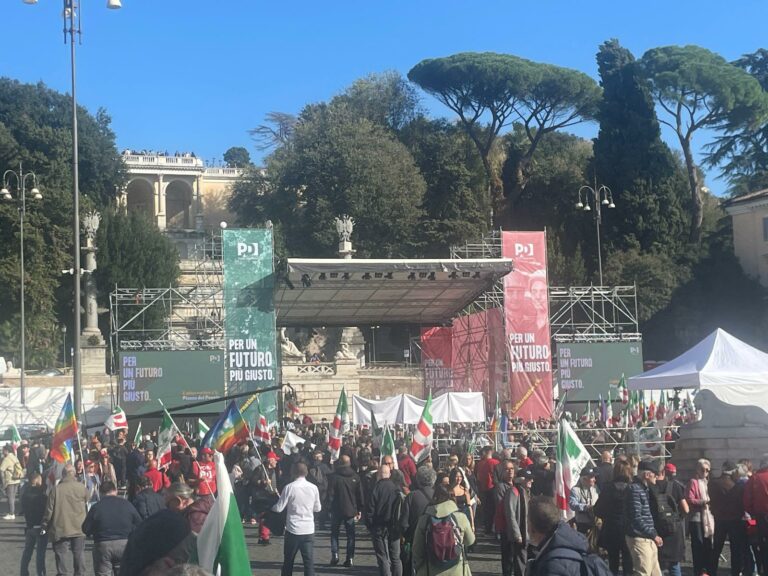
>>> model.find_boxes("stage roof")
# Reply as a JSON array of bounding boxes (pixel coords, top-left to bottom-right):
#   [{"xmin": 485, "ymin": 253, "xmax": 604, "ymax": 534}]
[{"xmin": 275, "ymin": 258, "xmax": 513, "ymax": 326}]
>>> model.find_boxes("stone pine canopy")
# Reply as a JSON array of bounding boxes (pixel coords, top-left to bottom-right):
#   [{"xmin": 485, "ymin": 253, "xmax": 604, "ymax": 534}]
[{"xmin": 275, "ymin": 258, "xmax": 513, "ymax": 327}]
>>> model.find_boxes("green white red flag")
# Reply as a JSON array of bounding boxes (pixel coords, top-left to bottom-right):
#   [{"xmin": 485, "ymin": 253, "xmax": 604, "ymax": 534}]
[
  {"xmin": 8, "ymin": 424, "xmax": 21, "ymax": 451},
  {"xmin": 104, "ymin": 406, "xmax": 128, "ymax": 431},
  {"xmin": 329, "ymin": 387, "xmax": 347, "ymax": 462},
  {"xmin": 254, "ymin": 398, "xmax": 271, "ymax": 444},
  {"xmin": 380, "ymin": 425, "xmax": 399, "ymax": 469},
  {"xmin": 618, "ymin": 373, "xmax": 628, "ymax": 404},
  {"xmin": 410, "ymin": 391, "xmax": 433, "ymax": 463},
  {"xmin": 555, "ymin": 418, "xmax": 591, "ymax": 520},
  {"xmin": 133, "ymin": 421, "xmax": 142, "ymax": 446},
  {"xmin": 156, "ymin": 409, "xmax": 176, "ymax": 469},
  {"xmin": 197, "ymin": 451, "xmax": 251, "ymax": 575}
]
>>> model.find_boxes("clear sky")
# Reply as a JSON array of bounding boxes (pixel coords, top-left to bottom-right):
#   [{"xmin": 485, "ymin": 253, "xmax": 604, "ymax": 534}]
[{"xmin": 2, "ymin": 0, "xmax": 768, "ymax": 196}]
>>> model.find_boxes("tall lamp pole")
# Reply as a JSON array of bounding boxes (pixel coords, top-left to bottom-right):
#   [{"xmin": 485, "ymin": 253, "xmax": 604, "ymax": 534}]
[
  {"xmin": 576, "ymin": 181, "xmax": 615, "ymax": 286},
  {"xmin": 24, "ymin": 0, "xmax": 122, "ymax": 420},
  {"xmin": 2, "ymin": 164, "xmax": 42, "ymax": 406}
]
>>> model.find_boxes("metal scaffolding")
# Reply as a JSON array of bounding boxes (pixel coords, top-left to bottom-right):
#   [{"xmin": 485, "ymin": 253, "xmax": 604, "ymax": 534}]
[
  {"xmin": 549, "ymin": 285, "xmax": 641, "ymax": 342},
  {"xmin": 450, "ymin": 229, "xmax": 505, "ymax": 313}
]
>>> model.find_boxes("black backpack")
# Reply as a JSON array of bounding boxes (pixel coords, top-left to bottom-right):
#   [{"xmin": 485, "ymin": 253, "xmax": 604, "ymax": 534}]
[
  {"xmin": 388, "ymin": 490, "xmax": 406, "ymax": 538},
  {"xmin": 653, "ymin": 481, "xmax": 680, "ymax": 537},
  {"xmin": 559, "ymin": 548, "xmax": 612, "ymax": 576}
]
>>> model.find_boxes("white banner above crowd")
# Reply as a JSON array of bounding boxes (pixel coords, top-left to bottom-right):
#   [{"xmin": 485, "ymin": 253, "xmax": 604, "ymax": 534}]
[
  {"xmin": 351, "ymin": 392, "xmax": 485, "ymax": 426},
  {"xmin": 0, "ymin": 386, "xmax": 97, "ymax": 429}
]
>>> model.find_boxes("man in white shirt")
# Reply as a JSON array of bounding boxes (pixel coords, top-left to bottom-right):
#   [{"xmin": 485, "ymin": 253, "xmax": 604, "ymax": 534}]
[{"xmin": 272, "ymin": 462, "xmax": 322, "ymax": 576}]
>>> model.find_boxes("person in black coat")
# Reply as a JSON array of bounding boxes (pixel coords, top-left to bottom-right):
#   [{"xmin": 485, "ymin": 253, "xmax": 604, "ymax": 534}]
[
  {"xmin": 527, "ymin": 496, "xmax": 592, "ymax": 576},
  {"xmin": 20, "ymin": 472, "xmax": 48, "ymax": 576},
  {"xmin": 594, "ymin": 459, "xmax": 633, "ymax": 576},
  {"xmin": 366, "ymin": 464, "xmax": 402, "ymax": 576},
  {"xmin": 132, "ymin": 476, "xmax": 167, "ymax": 520},
  {"xmin": 328, "ymin": 455, "xmax": 364, "ymax": 567},
  {"xmin": 400, "ymin": 466, "xmax": 437, "ymax": 576}
]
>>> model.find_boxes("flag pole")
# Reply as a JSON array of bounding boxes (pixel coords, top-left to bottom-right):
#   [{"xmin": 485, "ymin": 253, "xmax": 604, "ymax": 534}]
[{"xmin": 75, "ymin": 420, "xmax": 86, "ymax": 485}]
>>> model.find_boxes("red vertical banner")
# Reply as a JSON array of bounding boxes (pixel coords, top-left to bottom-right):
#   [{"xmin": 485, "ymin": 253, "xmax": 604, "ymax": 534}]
[
  {"xmin": 502, "ymin": 231, "xmax": 553, "ymax": 420},
  {"xmin": 420, "ymin": 326, "xmax": 454, "ymax": 395}
]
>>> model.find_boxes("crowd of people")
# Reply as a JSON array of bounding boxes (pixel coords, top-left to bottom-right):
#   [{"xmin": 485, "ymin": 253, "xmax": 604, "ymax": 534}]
[{"xmin": 0, "ymin": 415, "xmax": 763, "ymax": 576}]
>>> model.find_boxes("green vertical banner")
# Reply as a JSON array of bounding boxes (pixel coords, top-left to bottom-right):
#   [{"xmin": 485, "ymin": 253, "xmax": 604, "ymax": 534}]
[{"xmin": 222, "ymin": 228, "xmax": 279, "ymax": 424}]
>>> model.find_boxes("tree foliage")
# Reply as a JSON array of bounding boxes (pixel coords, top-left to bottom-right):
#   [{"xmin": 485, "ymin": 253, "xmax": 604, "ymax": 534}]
[
  {"xmin": 408, "ymin": 52, "xmax": 601, "ymax": 224},
  {"xmin": 639, "ymin": 45, "xmax": 768, "ymax": 241},
  {"xmin": 223, "ymin": 146, "xmax": 251, "ymax": 168},
  {"xmin": 592, "ymin": 40, "xmax": 689, "ymax": 254}
]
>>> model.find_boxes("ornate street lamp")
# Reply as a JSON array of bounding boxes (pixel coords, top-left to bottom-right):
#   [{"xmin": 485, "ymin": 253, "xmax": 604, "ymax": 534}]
[{"xmin": 576, "ymin": 182, "xmax": 615, "ymax": 286}]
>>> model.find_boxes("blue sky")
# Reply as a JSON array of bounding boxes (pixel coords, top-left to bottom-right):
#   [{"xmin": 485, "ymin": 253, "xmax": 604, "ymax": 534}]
[{"xmin": 2, "ymin": 1, "xmax": 768, "ymax": 197}]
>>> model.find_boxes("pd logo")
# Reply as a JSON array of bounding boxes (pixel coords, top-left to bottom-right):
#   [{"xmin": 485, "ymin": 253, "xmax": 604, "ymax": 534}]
[
  {"xmin": 236, "ymin": 242, "xmax": 260, "ymax": 257},
  {"xmin": 514, "ymin": 242, "xmax": 534, "ymax": 257}
]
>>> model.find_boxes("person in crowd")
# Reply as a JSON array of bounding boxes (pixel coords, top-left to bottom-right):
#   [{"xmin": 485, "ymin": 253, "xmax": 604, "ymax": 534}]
[
  {"xmin": 272, "ymin": 462, "xmax": 322, "ymax": 576},
  {"xmin": 307, "ymin": 448, "xmax": 331, "ymax": 528},
  {"xmin": 125, "ymin": 443, "xmax": 146, "ymax": 500},
  {"xmin": 655, "ymin": 463, "xmax": 689, "ymax": 576},
  {"xmin": 397, "ymin": 445, "xmax": 417, "ymax": 488},
  {"xmin": 133, "ymin": 475, "xmax": 167, "ymax": 520},
  {"xmin": 475, "ymin": 446, "xmax": 500, "ymax": 534},
  {"xmin": 144, "ymin": 458, "xmax": 170, "ymax": 493},
  {"xmin": 531, "ymin": 453, "xmax": 555, "ymax": 497},
  {"xmin": 84, "ymin": 460, "xmax": 102, "ymax": 510},
  {"xmin": 524, "ymin": 495, "xmax": 589, "ymax": 576},
  {"xmin": 709, "ymin": 460, "xmax": 746, "ymax": 576},
  {"xmin": 688, "ymin": 458, "xmax": 716, "ymax": 576},
  {"xmin": 517, "ymin": 446, "xmax": 533, "ymax": 469},
  {"xmin": 109, "ymin": 437, "xmax": 128, "ymax": 488},
  {"xmin": 192, "ymin": 447, "xmax": 217, "ymax": 501},
  {"xmin": 595, "ymin": 459, "xmax": 634, "ymax": 576},
  {"xmin": 20, "ymin": 472, "xmax": 48, "ymax": 576},
  {"xmin": 596, "ymin": 450, "xmax": 614, "ymax": 492},
  {"xmin": 625, "ymin": 459, "xmax": 663, "ymax": 576},
  {"xmin": 449, "ymin": 467, "xmax": 475, "ymax": 533},
  {"xmin": 367, "ymin": 463, "xmax": 403, "ymax": 576},
  {"xmin": 568, "ymin": 467, "xmax": 599, "ymax": 534},
  {"xmin": 1, "ymin": 443, "xmax": 22, "ymax": 519},
  {"xmin": 411, "ymin": 485, "xmax": 476, "ymax": 576},
  {"xmin": 498, "ymin": 461, "xmax": 525, "ymax": 576},
  {"xmin": 744, "ymin": 454, "xmax": 768, "ymax": 574},
  {"xmin": 118, "ymin": 507, "xmax": 195, "ymax": 575},
  {"xmin": 328, "ymin": 454, "xmax": 364, "ymax": 567},
  {"xmin": 42, "ymin": 463, "xmax": 89, "ymax": 576},
  {"xmin": 83, "ymin": 480, "xmax": 142, "ymax": 576},
  {"xmin": 401, "ymin": 466, "xmax": 437, "ymax": 576},
  {"xmin": 253, "ymin": 450, "xmax": 280, "ymax": 545},
  {"xmin": 97, "ymin": 449, "xmax": 117, "ymax": 486}
]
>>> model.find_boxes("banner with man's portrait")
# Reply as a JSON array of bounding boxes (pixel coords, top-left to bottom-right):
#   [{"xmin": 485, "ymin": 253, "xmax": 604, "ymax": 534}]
[{"xmin": 502, "ymin": 231, "xmax": 553, "ymax": 420}]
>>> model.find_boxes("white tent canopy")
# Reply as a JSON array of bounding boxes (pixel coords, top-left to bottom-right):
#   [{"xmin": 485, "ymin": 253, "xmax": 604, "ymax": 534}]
[
  {"xmin": 628, "ymin": 328, "xmax": 768, "ymax": 414},
  {"xmin": 352, "ymin": 392, "xmax": 486, "ymax": 426}
]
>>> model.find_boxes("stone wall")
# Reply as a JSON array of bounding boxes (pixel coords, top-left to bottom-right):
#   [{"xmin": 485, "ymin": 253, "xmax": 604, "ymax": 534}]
[{"xmin": 358, "ymin": 367, "xmax": 423, "ymax": 399}]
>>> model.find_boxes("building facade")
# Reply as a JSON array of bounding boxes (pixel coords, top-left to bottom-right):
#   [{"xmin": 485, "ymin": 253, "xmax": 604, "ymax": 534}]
[
  {"xmin": 724, "ymin": 189, "xmax": 768, "ymax": 287},
  {"xmin": 120, "ymin": 152, "xmax": 244, "ymax": 257}
]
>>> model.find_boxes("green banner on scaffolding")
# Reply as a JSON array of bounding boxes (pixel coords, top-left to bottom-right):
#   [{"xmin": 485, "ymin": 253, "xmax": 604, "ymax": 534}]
[{"xmin": 222, "ymin": 228, "xmax": 278, "ymax": 424}]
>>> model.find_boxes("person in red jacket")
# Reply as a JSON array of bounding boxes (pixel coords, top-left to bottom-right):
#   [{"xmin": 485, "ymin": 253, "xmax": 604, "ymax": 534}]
[
  {"xmin": 475, "ymin": 446, "xmax": 500, "ymax": 534},
  {"xmin": 397, "ymin": 445, "xmax": 417, "ymax": 488},
  {"xmin": 744, "ymin": 456, "xmax": 768, "ymax": 573},
  {"xmin": 143, "ymin": 458, "xmax": 170, "ymax": 493},
  {"xmin": 192, "ymin": 447, "xmax": 217, "ymax": 501}
]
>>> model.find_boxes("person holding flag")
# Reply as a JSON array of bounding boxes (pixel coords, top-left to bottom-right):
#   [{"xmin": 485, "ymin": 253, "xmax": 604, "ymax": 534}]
[
  {"xmin": 554, "ymin": 418, "xmax": 592, "ymax": 520},
  {"xmin": 51, "ymin": 393, "xmax": 79, "ymax": 465},
  {"xmin": 409, "ymin": 391, "xmax": 433, "ymax": 464},
  {"xmin": 104, "ymin": 406, "xmax": 128, "ymax": 433}
]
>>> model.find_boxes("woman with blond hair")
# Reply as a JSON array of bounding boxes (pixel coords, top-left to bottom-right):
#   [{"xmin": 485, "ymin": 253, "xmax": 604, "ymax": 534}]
[{"xmin": 688, "ymin": 458, "xmax": 715, "ymax": 576}]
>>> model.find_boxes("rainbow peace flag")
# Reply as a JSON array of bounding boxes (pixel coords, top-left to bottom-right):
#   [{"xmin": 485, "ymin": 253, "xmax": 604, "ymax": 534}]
[
  {"xmin": 51, "ymin": 393, "xmax": 78, "ymax": 463},
  {"xmin": 202, "ymin": 401, "xmax": 250, "ymax": 454}
]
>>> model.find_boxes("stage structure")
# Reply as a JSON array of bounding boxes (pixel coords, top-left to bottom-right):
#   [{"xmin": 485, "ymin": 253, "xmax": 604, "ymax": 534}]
[{"xmin": 420, "ymin": 230, "xmax": 642, "ymax": 417}]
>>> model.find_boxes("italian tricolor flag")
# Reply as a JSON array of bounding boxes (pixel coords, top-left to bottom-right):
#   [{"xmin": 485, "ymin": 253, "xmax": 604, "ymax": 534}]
[
  {"xmin": 255, "ymin": 398, "xmax": 271, "ymax": 444},
  {"xmin": 198, "ymin": 451, "xmax": 251, "ymax": 575},
  {"xmin": 555, "ymin": 419, "xmax": 591, "ymax": 520},
  {"xmin": 410, "ymin": 391, "xmax": 433, "ymax": 463},
  {"xmin": 329, "ymin": 387, "xmax": 347, "ymax": 462},
  {"xmin": 156, "ymin": 409, "xmax": 175, "ymax": 469}
]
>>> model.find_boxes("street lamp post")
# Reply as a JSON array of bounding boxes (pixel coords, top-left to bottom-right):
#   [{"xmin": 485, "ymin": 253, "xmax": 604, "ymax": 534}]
[
  {"xmin": 2, "ymin": 163, "xmax": 42, "ymax": 406},
  {"xmin": 24, "ymin": 0, "xmax": 122, "ymax": 420},
  {"xmin": 576, "ymin": 181, "xmax": 615, "ymax": 286}
]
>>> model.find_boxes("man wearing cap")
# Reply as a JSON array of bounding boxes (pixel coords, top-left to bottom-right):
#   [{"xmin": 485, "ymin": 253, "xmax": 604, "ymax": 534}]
[
  {"xmin": 625, "ymin": 460, "xmax": 663, "ymax": 576},
  {"xmin": 569, "ymin": 467, "xmax": 599, "ymax": 534},
  {"xmin": 710, "ymin": 460, "xmax": 747, "ymax": 576},
  {"xmin": 192, "ymin": 447, "xmax": 217, "ymax": 501},
  {"xmin": 655, "ymin": 463, "xmax": 689, "ymax": 576},
  {"xmin": 254, "ymin": 450, "xmax": 281, "ymax": 545}
]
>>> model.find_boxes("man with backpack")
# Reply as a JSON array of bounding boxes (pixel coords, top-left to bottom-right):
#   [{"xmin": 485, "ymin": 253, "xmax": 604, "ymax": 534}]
[
  {"xmin": 654, "ymin": 463, "xmax": 689, "ymax": 576},
  {"xmin": 411, "ymin": 484, "xmax": 475, "ymax": 576},
  {"xmin": 328, "ymin": 454, "xmax": 364, "ymax": 567},
  {"xmin": 366, "ymin": 463, "xmax": 403, "ymax": 576},
  {"xmin": 1, "ymin": 443, "xmax": 23, "ymax": 519}
]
